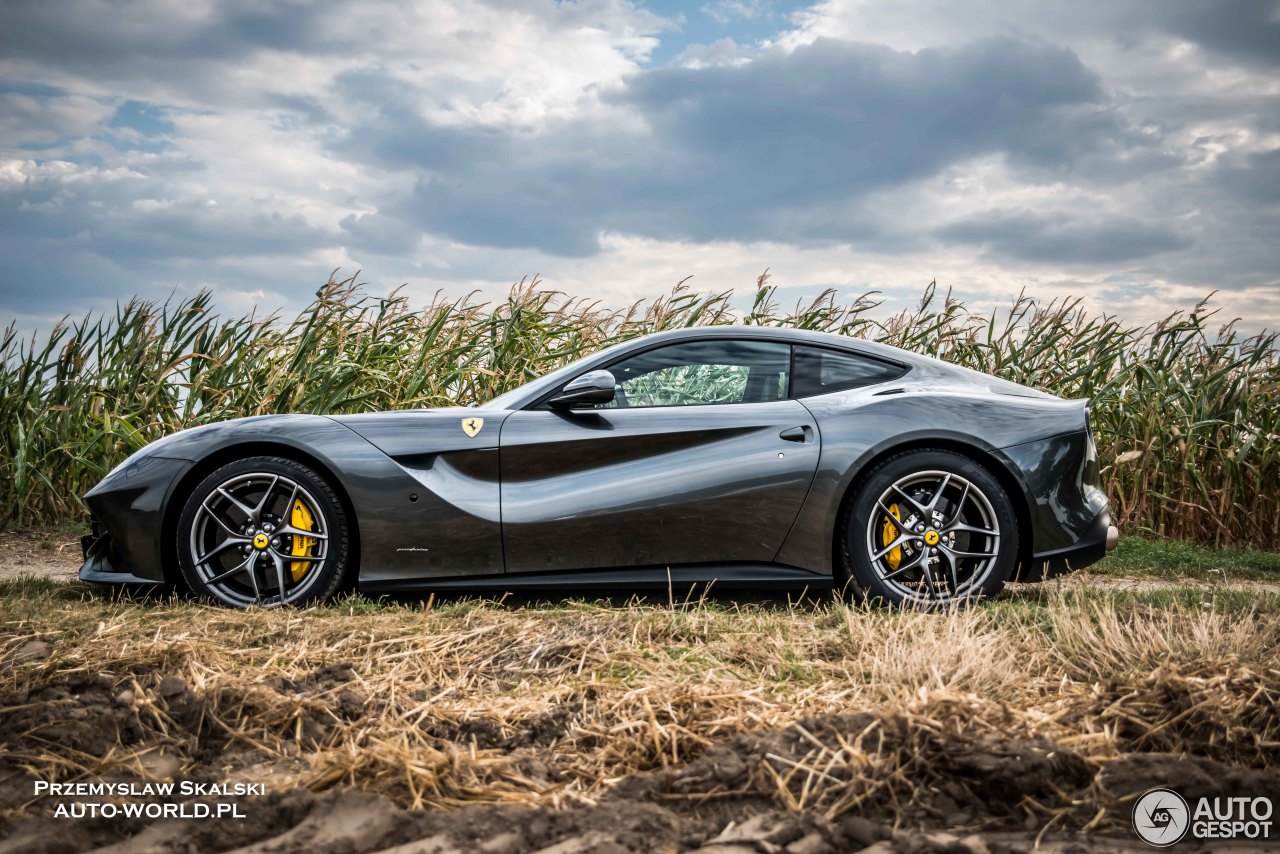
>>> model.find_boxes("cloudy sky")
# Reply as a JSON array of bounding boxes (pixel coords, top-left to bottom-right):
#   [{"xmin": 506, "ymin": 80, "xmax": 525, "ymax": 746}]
[{"xmin": 2, "ymin": 0, "xmax": 1278, "ymax": 329}]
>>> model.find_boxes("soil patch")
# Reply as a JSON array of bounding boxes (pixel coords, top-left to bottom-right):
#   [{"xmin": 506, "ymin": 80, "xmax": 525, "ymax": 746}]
[
  {"xmin": 4, "ymin": 673, "xmax": 1271, "ymax": 852},
  {"xmin": 3, "ymin": 782, "xmax": 1268, "ymax": 853},
  {"xmin": 0, "ymin": 530, "xmax": 82, "ymax": 581}
]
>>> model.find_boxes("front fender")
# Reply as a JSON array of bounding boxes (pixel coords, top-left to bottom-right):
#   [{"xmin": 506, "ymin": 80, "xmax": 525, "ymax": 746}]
[{"xmin": 83, "ymin": 413, "xmax": 509, "ymax": 585}]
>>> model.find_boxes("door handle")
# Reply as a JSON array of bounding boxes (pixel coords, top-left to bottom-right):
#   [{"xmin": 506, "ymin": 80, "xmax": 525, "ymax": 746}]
[{"xmin": 779, "ymin": 426, "xmax": 811, "ymax": 443}]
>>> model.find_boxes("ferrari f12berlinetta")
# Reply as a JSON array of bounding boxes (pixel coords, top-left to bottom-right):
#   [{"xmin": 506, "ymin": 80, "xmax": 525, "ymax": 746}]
[{"xmin": 81, "ymin": 326, "xmax": 1117, "ymax": 608}]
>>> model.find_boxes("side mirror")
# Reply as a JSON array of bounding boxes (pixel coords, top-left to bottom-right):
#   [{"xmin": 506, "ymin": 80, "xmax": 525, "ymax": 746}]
[{"xmin": 548, "ymin": 370, "xmax": 617, "ymax": 409}]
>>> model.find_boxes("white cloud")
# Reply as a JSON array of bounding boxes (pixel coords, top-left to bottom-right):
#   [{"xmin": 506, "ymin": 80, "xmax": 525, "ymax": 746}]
[
  {"xmin": 703, "ymin": 1, "xmax": 773, "ymax": 26},
  {"xmin": 0, "ymin": 0, "xmax": 1276, "ymax": 329},
  {"xmin": 0, "ymin": 93, "xmax": 115, "ymax": 147},
  {"xmin": 675, "ymin": 37, "xmax": 756, "ymax": 68},
  {"xmin": 779, "ymin": 0, "xmax": 1280, "ymax": 96},
  {"xmin": 0, "ymin": 0, "xmax": 667, "ymax": 128}
]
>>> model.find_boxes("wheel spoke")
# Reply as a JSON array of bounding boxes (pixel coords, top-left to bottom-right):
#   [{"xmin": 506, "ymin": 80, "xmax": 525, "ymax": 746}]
[
  {"xmin": 938, "ymin": 547, "xmax": 961, "ymax": 592},
  {"xmin": 889, "ymin": 484, "xmax": 928, "ymax": 517},
  {"xmin": 943, "ymin": 521, "xmax": 998, "ymax": 537},
  {"xmin": 943, "ymin": 546, "xmax": 998, "ymax": 560},
  {"xmin": 278, "ymin": 552, "xmax": 323, "ymax": 563},
  {"xmin": 280, "ymin": 482, "xmax": 300, "ymax": 523},
  {"xmin": 194, "ymin": 537, "xmax": 250, "ymax": 566},
  {"xmin": 201, "ymin": 501, "xmax": 245, "ymax": 538},
  {"xmin": 876, "ymin": 500, "xmax": 916, "ymax": 535},
  {"xmin": 871, "ymin": 532, "xmax": 912, "ymax": 563},
  {"xmin": 881, "ymin": 547, "xmax": 925, "ymax": 580},
  {"xmin": 923, "ymin": 473, "xmax": 952, "ymax": 514},
  {"xmin": 947, "ymin": 480, "xmax": 971, "ymax": 525},
  {"xmin": 216, "ymin": 487, "xmax": 257, "ymax": 523},
  {"xmin": 275, "ymin": 525, "xmax": 328, "ymax": 541},
  {"xmin": 271, "ymin": 552, "xmax": 289, "ymax": 606},
  {"xmin": 207, "ymin": 553, "xmax": 254, "ymax": 585},
  {"xmin": 251, "ymin": 474, "xmax": 282, "ymax": 519},
  {"xmin": 919, "ymin": 560, "xmax": 938, "ymax": 599},
  {"xmin": 244, "ymin": 557, "xmax": 262, "ymax": 602}
]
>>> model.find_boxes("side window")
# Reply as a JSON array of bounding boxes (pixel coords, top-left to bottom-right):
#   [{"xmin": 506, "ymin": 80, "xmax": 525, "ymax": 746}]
[
  {"xmin": 594, "ymin": 340, "xmax": 790, "ymax": 408},
  {"xmin": 791, "ymin": 345, "xmax": 904, "ymax": 397}
]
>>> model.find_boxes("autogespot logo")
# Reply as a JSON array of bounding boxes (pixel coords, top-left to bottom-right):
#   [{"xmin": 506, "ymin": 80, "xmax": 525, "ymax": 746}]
[{"xmin": 1133, "ymin": 788, "xmax": 1190, "ymax": 847}]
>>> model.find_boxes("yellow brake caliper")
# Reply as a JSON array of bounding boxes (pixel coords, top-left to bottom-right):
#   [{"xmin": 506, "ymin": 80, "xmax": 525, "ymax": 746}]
[
  {"xmin": 881, "ymin": 503, "xmax": 902, "ymax": 570},
  {"xmin": 290, "ymin": 499, "xmax": 317, "ymax": 582}
]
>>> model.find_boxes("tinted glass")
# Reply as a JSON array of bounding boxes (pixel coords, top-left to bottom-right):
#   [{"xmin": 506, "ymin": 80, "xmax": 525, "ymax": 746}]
[
  {"xmin": 594, "ymin": 340, "xmax": 790, "ymax": 408},
  {"xmin": 791, "ymin": 345, "xmax": 903, "ymax": 397}
]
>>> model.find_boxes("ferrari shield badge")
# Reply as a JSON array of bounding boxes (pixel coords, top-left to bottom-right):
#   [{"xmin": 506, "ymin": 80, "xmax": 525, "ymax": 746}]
[{"xmin": 461, "ymin": 416, "xmax": 484, "ymax": 438}]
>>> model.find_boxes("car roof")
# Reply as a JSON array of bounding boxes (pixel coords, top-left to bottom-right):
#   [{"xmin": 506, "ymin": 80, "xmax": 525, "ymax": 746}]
[{"xmin": 628, "ymin": 324, "xmax": 918, "ymax": 365}]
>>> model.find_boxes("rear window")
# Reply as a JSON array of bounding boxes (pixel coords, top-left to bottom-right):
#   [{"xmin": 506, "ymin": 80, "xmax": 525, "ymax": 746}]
[{"xmin": 791, "ymin": 346, "xmax": 905, "ymax": 398}]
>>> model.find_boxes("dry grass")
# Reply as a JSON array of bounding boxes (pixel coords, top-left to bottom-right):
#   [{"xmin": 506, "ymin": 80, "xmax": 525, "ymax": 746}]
[{"xmin": 2, "ymin": 581, "xmax": 1277, "ymax": 835}]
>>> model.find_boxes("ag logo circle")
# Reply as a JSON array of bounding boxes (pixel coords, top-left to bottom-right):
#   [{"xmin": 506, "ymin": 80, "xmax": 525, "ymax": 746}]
[{"xmin": 1132, "ymin": 788, "xmax": 1190, "ymax": 847}]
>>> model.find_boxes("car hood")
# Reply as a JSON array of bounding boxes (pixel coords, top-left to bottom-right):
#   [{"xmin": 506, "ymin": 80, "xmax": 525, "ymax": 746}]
[{"xmin": 327, "ymin": 408, "xmax": 512, "ymax": 458}]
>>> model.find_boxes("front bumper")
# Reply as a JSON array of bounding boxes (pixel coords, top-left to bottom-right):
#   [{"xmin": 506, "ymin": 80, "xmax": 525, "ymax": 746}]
[
  {"xmin": 79, "ymin": 455, "xmax": 193, "ymax": 585},
  {"xmin": 80, "ymin": 525, "xmax": 164, "ymax": 586}
]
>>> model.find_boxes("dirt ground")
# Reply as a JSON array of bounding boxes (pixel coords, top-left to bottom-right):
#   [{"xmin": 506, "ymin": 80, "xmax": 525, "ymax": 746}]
[
  {"xmin": 2, "ymin": 786, "xmax": 1274, "ymax": 854},
  {"xmin": 0, "ymin": 673, "xmax": 1273, "ymax": 853},
  {"xmin": 0, "ymin": 530, "xmax": 82, "ymax": 581},
  {"xmin": 2, "ymin": 530, "xmax": 1277, "ymax": 853},
  {"xmin": 2, "ymin": 669, "xmax": 1275, "ymax": 854}
]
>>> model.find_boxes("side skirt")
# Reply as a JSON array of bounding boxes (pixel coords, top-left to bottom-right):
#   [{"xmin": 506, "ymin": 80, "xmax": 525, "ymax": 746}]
[{"xmin": 359, "ymin": 563, "xmax": 833, "ymax": 596}]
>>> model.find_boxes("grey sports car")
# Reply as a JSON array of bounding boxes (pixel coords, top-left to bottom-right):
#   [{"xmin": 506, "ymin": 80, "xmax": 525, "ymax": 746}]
[{"xmin": 80, "ymin": 326, "xmax": 1118, "ymax": 608}]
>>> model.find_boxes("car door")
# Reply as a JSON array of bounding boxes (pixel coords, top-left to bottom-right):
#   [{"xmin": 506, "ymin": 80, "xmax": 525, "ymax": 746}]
[{"xmin": 498, "ymin": 338, "xmax": 820, "ymax": 574}]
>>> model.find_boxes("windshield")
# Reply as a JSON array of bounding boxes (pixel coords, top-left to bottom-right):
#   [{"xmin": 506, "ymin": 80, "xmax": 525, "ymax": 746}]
[{"xmin": 479, "ymin": 336, "xmax": 642, "ymax": 410}]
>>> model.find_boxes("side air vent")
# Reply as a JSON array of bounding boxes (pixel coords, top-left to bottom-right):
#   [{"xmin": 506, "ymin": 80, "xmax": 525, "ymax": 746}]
[{"xmin": 873, "ymin": 387, "xmax": 906, "ymax": 396}]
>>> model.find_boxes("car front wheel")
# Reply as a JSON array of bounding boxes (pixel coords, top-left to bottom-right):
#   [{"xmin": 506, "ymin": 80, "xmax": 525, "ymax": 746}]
[
  {"xmin": 839, "ymin": 450, "xmax": 1018, "ymax": 607},
  {"xmin": 176, "ymin": 456, "xmax": 350, "ymax": 608}
]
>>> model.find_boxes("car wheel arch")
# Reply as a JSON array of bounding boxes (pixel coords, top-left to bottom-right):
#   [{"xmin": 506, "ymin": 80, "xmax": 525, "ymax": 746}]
[
  {"xmin": 160, "ymin": 441, "xmax": 361, "ymax": 590},
  {"xmin": 828, "ymin": 437, "xmax": 1034, "ymax": 587}
]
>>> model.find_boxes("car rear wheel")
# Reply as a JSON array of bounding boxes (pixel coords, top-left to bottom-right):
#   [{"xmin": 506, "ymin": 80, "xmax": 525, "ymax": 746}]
[
  {"xmin": 839, "ymin": 450, "xmax": 1018, "ymax": 607},
  {"xmin": 177, "ymin": 456, "xmax": 350, "ymax": 608}
]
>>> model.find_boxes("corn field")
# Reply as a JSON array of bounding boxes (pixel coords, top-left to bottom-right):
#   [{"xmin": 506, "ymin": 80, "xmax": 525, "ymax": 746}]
[{"xmin": 1, "ymin": 271, "xmax": 1277, "ymax": 548}]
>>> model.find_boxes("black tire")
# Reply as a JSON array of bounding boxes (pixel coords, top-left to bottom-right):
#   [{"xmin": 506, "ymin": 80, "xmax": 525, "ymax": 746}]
[
  {"xmin": 837, "ymin": 449, "xmax": 1018, "ymax": 608},
  {"xmin": 176, "ymin": 456, "xmax": 350, "ymax": 608}
]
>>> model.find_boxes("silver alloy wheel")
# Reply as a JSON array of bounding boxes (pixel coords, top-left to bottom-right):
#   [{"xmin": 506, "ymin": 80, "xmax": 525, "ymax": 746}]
[
  {"xmin": 865, "ymin": 469, "xmax": 1001, "ymax": 604},
  {"xmin": 188, "ymin": 472, "xmax": 328, "ymax": 608}
]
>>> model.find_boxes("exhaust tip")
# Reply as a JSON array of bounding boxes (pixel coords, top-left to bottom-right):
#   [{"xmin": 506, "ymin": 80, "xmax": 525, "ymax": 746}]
[{"xmin": 1106, "ymin": 525, "xmax": 1120, "ymax": 551}]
